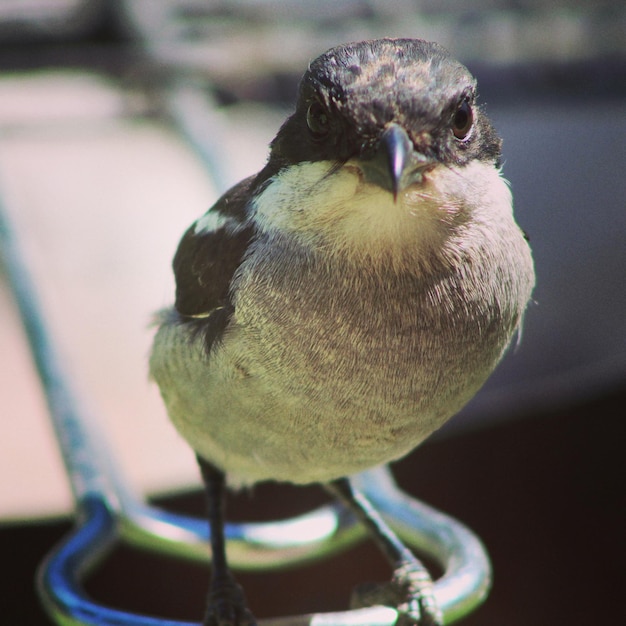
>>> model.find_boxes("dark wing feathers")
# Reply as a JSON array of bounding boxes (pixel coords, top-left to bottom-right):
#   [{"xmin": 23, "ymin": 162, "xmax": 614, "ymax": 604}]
[
  {"xmin": 173, "ymin": 176, "xmax": 256, "ymax": 320},
  {"xmin": 173, "ymin": 223, "xmax": 252, "ymax": 317}
]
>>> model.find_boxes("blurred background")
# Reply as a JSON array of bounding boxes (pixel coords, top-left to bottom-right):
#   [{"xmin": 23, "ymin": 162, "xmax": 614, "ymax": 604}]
[{"xmin": 0, "ymin": 1, "xmax": 624, "ymax": 624}]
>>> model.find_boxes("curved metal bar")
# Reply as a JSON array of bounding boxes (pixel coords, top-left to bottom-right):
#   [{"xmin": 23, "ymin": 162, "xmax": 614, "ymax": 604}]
[
  {"xmin": 36, "ymin": 474, "xmax": 490, "ymax": 626},
  {"xmin": 118, "ymin": 499, "xmax": 365, "ymax": 569},
  {"xmin": 37, "ymin": 496, "xmax": 195, "ymax": 626},
  {"xmin": 1, "ymin": 194, "xmax": 491, "ymax": 625},
  {"xmin": 356, "ymin": 468, "xmax": 492, "ymax": 622}
]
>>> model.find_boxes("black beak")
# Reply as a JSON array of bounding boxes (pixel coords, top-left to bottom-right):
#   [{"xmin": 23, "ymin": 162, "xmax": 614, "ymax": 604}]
[
  {"xmin": 381, "ymin": 124, "xmax": 412, "ymax": 198},
  {"xmin": 362, "ymin": 123, "xmax": 432, "ymax": 200}
]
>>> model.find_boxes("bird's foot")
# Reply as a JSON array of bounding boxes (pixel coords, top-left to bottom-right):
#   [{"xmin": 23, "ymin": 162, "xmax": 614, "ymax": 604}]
[
  {"xmin": 351, "ymin": 562, "xmax": 442, "ymax": 626},
  {"xmin": 203, "ymin": 574, "xmax": 256, "ymax": 626}
]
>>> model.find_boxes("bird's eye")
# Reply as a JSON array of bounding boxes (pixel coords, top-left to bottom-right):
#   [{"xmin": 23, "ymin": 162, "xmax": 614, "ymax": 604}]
[
  {"xmin": 452, "ymin": 99, "xmax": 474, "ymax": 140},
  {"xmin": 306, "ymin": 101, "xmax": 330, "ymax": 138}
]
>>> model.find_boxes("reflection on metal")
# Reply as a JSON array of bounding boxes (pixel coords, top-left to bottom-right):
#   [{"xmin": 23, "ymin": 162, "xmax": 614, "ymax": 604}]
[{"xmin": 0, "ymin": 194, "xmax": 491, "ymax": 625}]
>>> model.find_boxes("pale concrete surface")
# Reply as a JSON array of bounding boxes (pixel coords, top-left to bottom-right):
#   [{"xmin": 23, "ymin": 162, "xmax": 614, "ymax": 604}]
[{"xmin": 0, "ymin": 70, "xmax": 281, "ymax": 519}]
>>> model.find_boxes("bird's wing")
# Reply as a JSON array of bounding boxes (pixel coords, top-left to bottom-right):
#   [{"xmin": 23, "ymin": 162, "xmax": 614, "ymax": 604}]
[{"xmin": 172, "ymin": 176, "xmax": 256, "ymax": 339}]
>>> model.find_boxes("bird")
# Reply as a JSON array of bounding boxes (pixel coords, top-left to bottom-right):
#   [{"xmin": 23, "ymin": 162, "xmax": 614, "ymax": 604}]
[{"xmin": 150, "ymin": 37, "xmax": 535, "ymax": 626}]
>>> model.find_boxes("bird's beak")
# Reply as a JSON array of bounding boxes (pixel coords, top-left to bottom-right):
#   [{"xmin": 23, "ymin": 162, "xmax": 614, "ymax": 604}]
[{"xmin": 361, "ymin": 123, "xmax": 433, "ymax": 200}]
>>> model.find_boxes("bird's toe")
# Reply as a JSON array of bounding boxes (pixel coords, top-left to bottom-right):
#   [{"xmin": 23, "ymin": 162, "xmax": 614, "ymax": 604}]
[
  {"xmin": 392, "ymin": 562, "xmax": 442, "ymax": 626},
  {"xmin": 203, "ymin": 575, "xmax": 256, "ymax": 626},
  {"xmin": 350, "ymin": 562, "xmax": 442, "ymax": 626}
]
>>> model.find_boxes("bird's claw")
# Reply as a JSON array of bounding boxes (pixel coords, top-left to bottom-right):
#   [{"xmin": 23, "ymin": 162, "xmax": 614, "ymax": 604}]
[
  {"xmin": 350, "ymin": 562, "xmax": 442, "ymax": 626},
  {"xmin": 203, "ymin": 575, "xmax": 257, "ymax": 626},
  {"xmin": 392, "ymin": 561, "xmax": 442, "ymax": 626}
]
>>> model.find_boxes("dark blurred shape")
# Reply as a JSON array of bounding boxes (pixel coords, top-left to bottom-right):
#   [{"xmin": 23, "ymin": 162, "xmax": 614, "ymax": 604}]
[{"xmin": 0, "ymin": 0, "xmax": 110, "ymax": 43}]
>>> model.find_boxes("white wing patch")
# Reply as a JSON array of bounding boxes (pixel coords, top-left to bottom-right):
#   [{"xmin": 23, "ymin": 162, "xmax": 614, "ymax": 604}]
[
  {"xmin": 194, "ymin": 209, "xmax": 249, "ymax": 239},
  {"xmin": 194, "ymin": 210, "xmax": 230, "ymax": 235}
]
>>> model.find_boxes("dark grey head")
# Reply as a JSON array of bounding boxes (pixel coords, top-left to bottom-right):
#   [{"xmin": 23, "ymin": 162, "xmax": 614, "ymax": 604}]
[{"xmin": 266, "ymin": 38, "xmax": 501, "ymax": 194}]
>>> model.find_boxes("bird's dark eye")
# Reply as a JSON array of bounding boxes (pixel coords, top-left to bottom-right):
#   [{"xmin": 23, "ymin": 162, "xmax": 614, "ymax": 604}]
[
  {"xmin": 306, "ymin": 101, "xmax": 330, "ymax": 138},
  {"xmin": 452, "ymin": 99, "xmax": 474, "ymax": 140}
]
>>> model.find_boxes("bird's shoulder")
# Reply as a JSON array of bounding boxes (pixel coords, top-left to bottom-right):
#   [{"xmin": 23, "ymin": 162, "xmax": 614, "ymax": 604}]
[{"xmin": 173, "ymin": 175, "xmax": 256, "ymax": 320}]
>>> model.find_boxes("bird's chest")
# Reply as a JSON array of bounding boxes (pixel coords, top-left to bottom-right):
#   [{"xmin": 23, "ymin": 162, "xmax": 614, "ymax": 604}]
[
  {"xmin": 195, "ymin": 237, "xmax": 522, "ymax": 484},
  {"xmin": 226, "ymin": 245, "xmax": 501, "ymax": 415}
]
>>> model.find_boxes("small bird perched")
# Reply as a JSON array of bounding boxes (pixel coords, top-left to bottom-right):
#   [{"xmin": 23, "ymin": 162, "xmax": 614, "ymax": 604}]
[{"xmin": 151, "ymin": 38, "xmax": 534, "ymax": 626}]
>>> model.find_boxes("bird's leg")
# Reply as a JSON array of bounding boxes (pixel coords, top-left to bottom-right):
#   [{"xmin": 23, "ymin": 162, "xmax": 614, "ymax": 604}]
[
  {"xmin": 326, "ymin": 478, "xmax": 442, "ymax": 626},
  {"xmin": 197, "ymin": 456, "xmax": 256, "ymax": 626}
]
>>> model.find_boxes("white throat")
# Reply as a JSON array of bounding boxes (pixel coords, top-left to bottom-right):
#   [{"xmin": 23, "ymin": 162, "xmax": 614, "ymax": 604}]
[{"xmin": 251, "ymin": 159, "xmax": 513, "ymax": 273}]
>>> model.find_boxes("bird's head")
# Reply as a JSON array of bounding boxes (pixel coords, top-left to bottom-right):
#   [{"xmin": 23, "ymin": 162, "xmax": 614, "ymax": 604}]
[{"xmin": 251, "ymin": 39, "xmax": 509, "ymax": 269}]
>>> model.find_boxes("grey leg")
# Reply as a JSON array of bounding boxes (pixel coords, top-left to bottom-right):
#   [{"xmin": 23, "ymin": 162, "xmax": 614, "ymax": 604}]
[
  {"xmin": 197, "ymin": 456, "xmax": 256, "ymax": 626},
  {"xmin": 327, "ymin": 478, "xmax": 442, "ymax": 626}
]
